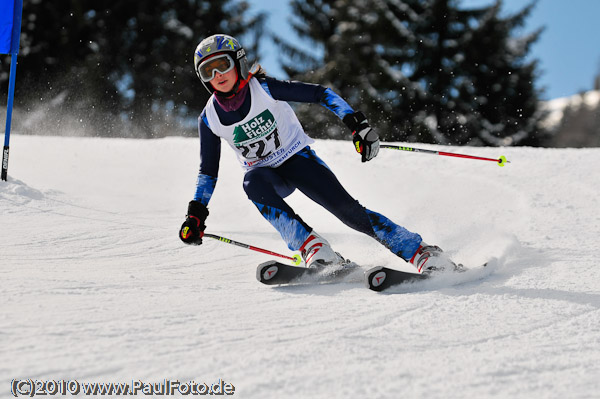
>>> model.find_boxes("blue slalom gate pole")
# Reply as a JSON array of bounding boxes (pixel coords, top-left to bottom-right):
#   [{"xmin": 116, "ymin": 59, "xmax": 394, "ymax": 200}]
[
  {"xmin": 2, "ymin": 0, "xmax": 24, "ymax": 181},
  {"xmin": 2, "ymin": 55, "xmax": 18, "ymax": 180}
]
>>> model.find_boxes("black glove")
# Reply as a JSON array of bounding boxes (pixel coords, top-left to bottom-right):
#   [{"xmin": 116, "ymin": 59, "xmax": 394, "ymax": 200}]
[
  {"xmin": 179, "ymin": 200, "xmax": 209, "ymax": 245},
  {"xmin": 343, "ymin": 111, "xmax": 380, "ymax": 162}
]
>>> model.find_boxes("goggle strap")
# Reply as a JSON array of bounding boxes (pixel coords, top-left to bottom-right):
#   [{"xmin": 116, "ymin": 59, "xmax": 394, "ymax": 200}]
[{"xmin": 236, "ymin": 64, "xmax": 259, "ymax": 91}]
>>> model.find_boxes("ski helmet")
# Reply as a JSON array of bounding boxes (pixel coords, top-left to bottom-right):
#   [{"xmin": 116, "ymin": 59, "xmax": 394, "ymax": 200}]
[{"xmin": 194, "ymin": 34, "xmax": 250, "ymax": 94}]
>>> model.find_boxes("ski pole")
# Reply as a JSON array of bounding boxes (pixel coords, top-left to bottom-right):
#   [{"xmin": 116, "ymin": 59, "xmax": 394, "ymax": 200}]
[
  {"xmin": 381, "ymin": 144, "xmax": 509, "ymax": 167},
  {"xmin": 204, "ymin": 233, "xmax": 303, "ymax": 265}
]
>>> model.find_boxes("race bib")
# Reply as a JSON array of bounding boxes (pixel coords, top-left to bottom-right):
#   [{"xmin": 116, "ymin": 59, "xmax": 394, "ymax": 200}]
[{"xmin": 233, "ymin": 109, "xmax": 282, "ymax": 160}]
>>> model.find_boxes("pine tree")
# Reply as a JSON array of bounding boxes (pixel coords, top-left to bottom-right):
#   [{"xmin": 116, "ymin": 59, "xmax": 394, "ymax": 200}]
[
  {"xmin": 451, "ymin": 1, "xmax": 545, "ymax": 145},
  {"xmin": 277, "ymin": 0, "xmax": 422, "ymax": 141},
  {"xmin": 1, "ymin": 0, "xmax": 262, "ymax": 137},
  {"xmin": 279, "ymin": 0, "xmax": 545, "ymax": 146}
]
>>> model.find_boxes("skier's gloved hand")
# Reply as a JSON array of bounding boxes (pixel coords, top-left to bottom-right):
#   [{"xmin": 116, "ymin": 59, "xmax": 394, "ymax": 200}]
[
  {"xmin": 343, "ymin": 111, "xmax": 380, "ymax": 162},
  {"xmin": 179, "ymin": 200, "xmax": 209, "ymax": 245}
]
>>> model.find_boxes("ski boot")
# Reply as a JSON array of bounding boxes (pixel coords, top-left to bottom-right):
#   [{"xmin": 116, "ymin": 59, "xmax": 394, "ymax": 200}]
[
  {"xmin": 299, "ymin": 231, "xmax": 346, "ymax": 270},
  {"xmin": 409, "ymin": 242, "xmax": 462, "ymax": 275}
]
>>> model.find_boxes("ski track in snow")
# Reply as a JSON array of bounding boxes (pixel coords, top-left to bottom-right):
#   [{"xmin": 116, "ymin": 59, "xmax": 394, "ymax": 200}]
[{"xmin": 1, "ymin": 135, "xmax": 599, "ymax": 398}]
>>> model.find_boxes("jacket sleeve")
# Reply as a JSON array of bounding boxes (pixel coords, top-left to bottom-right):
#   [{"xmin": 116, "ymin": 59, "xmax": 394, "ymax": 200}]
[
  {"xmin": 260, "ymin": 77, "xmax": 355, "ymax": 120},
  {"xmin": 193, "ymin": 111, "xmax": 221, "ymax": 206}
]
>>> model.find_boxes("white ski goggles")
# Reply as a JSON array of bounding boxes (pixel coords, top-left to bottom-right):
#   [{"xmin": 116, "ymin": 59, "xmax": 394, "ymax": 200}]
[{"xmin": 198, "ymin": 54, "xmax": 236, "ymax": 82}]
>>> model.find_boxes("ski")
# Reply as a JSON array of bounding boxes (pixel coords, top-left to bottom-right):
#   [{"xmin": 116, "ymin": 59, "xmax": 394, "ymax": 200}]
[
  {"xmin": 365, "ymin": 262, "xmax": 490, "ymax": 292},
  {"xmin": 364, "ymin": 267, "xmax": 429, "ymax": 291},
  {"xmin": 257, "ymin": 259, "xmax": 492, "ymax": 290},
  {"xmin": 256, "ymin": 260, "xmax": 360, "ymax": 286}
]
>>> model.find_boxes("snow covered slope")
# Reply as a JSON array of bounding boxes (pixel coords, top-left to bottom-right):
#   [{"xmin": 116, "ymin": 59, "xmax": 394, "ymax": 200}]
[{"xmin": 2, "ymin": 135, "xmax": 599, "ymax": 398}]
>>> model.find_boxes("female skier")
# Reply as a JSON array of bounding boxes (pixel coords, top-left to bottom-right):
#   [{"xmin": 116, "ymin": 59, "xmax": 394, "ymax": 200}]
[{"xmin": 179, "ymin": 34, "xmax": 454, "ymax": 274}]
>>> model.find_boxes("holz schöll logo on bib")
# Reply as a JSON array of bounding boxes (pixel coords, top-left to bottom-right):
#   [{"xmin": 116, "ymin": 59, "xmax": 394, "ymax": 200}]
[{"xmin": 233, "ymin": 109, "xmax": 281, "ymax": 161}]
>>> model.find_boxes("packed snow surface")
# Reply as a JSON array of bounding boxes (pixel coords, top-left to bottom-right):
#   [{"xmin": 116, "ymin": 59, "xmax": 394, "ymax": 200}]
[{"xmin": 1, "ymin": 135, "xmax": 599, "ymax": 398}]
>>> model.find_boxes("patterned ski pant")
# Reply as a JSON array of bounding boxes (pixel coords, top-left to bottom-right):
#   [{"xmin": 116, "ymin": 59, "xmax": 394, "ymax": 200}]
[{"xmin": 243, "ymin": 147, "xmax": 422, "ymax": 261}]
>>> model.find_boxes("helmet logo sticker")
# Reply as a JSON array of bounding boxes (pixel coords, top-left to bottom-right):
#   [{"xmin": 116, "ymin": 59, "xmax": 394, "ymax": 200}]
[{"xmin": 224, "ymin": 39, "xmax": 235, "ymax": 50}]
